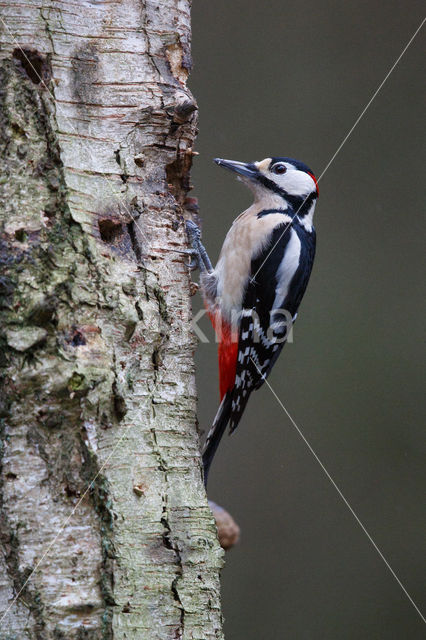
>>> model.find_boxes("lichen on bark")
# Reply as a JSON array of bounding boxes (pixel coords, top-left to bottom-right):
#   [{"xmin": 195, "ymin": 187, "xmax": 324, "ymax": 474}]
[{"xmin": 0, "ymin": 2, "xmax": 223, "ymax": 639}]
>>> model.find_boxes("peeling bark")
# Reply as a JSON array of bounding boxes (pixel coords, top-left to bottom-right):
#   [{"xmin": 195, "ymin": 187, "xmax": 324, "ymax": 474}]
[{"xmin": 0, "ymin": 2, "xmax": 223, "ymax": 638}]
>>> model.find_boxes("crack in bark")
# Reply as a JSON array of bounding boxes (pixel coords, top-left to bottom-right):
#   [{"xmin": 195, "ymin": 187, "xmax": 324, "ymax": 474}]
[
  {"xmin": 161, "ymin": 507, "xmax": 185, "ymax": 638},
  {"xmin": 79, "ymin": 436, "xmax": 115, "ymax": 638},
  {"xmin": 126, "ymin": 220, "xmax": 143, "ymax": 264},
  {"xmin": 150, "ymin": 418, "xmax": 186, "ymax": 637}
]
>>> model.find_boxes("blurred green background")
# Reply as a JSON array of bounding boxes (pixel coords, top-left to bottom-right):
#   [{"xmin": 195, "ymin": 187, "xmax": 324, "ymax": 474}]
[{"xmin": 189, "ymin": 2, "xmax": 425, "ymax": 638}]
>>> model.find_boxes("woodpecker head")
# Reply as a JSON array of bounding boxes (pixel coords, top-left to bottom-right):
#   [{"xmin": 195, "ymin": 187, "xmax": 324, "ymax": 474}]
[{"xmin": 214, "ymin": 157, "xmax": 318, "ymax": 214}]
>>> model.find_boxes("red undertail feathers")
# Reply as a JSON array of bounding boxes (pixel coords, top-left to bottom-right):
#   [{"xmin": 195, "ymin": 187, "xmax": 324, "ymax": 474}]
[{"xmin": 208, "ymin": 309, "xmax": 238, "ymax": 399}]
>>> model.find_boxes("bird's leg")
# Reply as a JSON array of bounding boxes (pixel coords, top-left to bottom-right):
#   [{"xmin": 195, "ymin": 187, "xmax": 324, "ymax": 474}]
[{"xmin": 185, "ymin": 220, "xmax": 213, "ymax": 272}]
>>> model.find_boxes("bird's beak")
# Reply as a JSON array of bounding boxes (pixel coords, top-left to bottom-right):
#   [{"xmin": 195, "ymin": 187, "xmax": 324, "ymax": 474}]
[{"xmin": 214, "ymin": 158, "xmax": 257, "ymax": 180}]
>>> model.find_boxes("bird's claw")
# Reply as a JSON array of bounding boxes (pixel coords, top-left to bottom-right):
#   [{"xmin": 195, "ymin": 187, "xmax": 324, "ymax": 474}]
[
  {"xmin": 187, "ymin": 256, "xmax": 199, "ymax": 270},
  {"xmin": 179, "ymin": 247, "xmax": 200, "ymax": 270}
]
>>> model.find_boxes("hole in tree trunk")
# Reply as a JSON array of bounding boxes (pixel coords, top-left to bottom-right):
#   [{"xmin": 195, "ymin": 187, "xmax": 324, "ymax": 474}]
[
  {"xmin": 98, "ymin": 219, "xmax": 124, "ymax": 245},
  {"xmin": 14, "ymin": 229, "xmax": 27, "ymax": 242},
  {"xmin": 13, "ymin": 48, "xmax": 50, "ymax": 85}
]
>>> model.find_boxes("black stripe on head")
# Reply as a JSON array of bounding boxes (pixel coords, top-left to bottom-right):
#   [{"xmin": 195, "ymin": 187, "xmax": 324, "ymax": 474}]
[
  {"xmin": 256, "ymin": 174, "xmax": 318, "ymax": 215},
  {"xmin": 257, "ymin": 174, "xmax": 288, "ymax": 198}
]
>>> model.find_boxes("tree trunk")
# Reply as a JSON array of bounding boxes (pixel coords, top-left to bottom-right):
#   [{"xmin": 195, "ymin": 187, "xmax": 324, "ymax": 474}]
[{"xmin": 0, "ymin": 2, "xmax": 223, "ymax": 638}]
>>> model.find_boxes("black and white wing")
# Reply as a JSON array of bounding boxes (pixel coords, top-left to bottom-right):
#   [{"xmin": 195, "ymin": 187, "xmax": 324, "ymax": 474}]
[{"xmin": 229, "ymin": 222, "xmax": 316, "ymax": 432}]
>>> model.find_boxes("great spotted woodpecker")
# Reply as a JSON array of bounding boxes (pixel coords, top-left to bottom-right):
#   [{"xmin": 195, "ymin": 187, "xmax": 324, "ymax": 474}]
[{"xmin": 187, "ymin": 156, "xmax": 318, "ymax": 486}]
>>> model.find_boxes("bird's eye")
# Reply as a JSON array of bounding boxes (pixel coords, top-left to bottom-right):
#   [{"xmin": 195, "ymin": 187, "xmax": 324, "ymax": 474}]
[{"xmin": 272, "ymin": 163, "xmax": 287, "ymax": 175}]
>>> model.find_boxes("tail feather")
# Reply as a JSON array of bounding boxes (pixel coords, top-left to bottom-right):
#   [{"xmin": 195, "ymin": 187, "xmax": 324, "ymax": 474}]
[{"xmin": 202, "ymin": 392, "xmax": 233, "ymax": 487}]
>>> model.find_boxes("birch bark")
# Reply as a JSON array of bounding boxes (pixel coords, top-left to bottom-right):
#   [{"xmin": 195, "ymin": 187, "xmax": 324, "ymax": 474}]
[{"xmin": 0, "ymin": 2, "xmax": 223, "ymax": 638}]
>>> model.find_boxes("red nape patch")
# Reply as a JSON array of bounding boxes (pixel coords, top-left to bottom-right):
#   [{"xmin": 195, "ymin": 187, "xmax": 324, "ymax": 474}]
[
  {"xmin": 308, "ymin": 172, "xmax": 319, "ymax": 195},
  {"xmin": 207, "ymin": 309, "xmax": 238, "ymax": 399}
]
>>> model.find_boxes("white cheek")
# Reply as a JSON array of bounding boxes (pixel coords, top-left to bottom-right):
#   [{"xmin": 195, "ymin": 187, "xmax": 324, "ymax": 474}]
[{"xmin": 278, "ymin": 170, "xmax": 315, "ymax": 196}]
